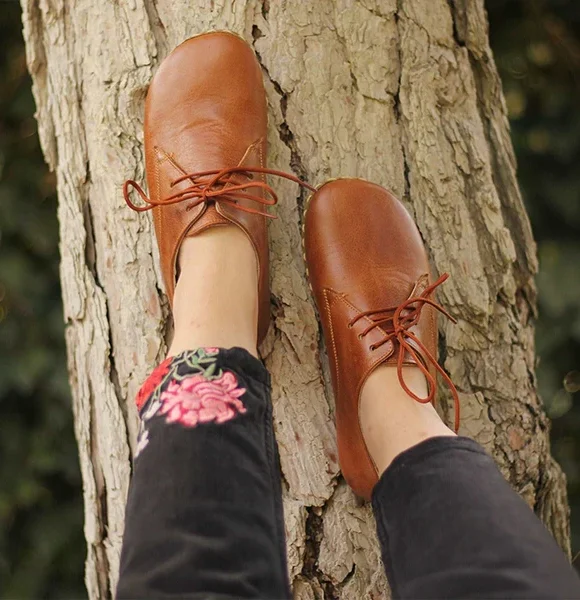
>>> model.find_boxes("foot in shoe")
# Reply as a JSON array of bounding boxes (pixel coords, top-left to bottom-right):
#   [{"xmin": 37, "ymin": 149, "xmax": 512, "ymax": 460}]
[
  {"xmin": 304, "ymin": 178, "xmax": 459, "ymax": 500},
  {"xmin": 123, "ymin": 31, "xmax": 314, "ymax": 356}
]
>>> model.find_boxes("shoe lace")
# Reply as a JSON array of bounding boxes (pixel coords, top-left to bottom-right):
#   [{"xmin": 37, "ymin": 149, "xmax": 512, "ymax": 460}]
[
  {"xmin": 349, "ymin": 273, "xmax": 460, "ymax": 431},
  {"xmin": 123, "ymin": 166, "xmax": 316, "ymax": 218}
]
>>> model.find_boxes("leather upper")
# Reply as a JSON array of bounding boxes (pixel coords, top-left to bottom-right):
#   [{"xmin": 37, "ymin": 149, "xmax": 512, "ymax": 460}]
[
  {"xmin": 141, "ymin": 32, "xmax": 271, "ymax": 342},
  {"xmin": 304, "ymin": 179, "xmax": 449, "ymax": 500}
]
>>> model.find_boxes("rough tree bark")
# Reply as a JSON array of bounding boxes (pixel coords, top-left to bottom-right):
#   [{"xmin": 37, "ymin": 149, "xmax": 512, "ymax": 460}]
[{"xmin": 21, "ymin": 0, "xmax": 570, "ymax": 598}]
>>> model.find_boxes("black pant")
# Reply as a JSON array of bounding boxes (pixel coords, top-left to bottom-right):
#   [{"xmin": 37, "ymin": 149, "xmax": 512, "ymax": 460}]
[{"xmin": 117, "ymin": 348, "xmax": 580, "ymax": 599}]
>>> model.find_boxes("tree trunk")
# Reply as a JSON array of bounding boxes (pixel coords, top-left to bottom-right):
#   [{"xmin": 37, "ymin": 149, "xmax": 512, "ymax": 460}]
[{"xmin": 20, "ymin": 0, "xmax": 570, "ymax": 598}]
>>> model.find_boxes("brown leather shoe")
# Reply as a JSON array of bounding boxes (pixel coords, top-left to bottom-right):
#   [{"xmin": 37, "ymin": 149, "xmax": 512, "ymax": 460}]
[
  {"xmin": 123, "ymin": 31, "xmax": 313, "ymax": 344},
  {"xmin": 303, "ymin": 178, "xmax": 459, "ymax": 500}
]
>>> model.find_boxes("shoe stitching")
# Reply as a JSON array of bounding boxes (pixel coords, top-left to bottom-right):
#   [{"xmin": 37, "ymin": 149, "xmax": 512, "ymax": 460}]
[
  {"xmin": 411, "ymin": 275, "xmax": 438, "ymax": 356},
  {"xmin": 230, "ymin": 139, "xmax": 266, "ymax": 291},
  {"xmin": 237, "ymin": 139, "xmax": 260, "ymax": 169},
  {"xmin": 155, "ymin": 145, "xmax": 191, "ymax": 179},
  {"xmin": 323, "ymin": 288, "xmax": 341, "ymax": 399},
  {"xmin": 154, "ymin": 145, "xmax": 205, "ymax": 298},
  {"xmin": 413, "ymin": 274, "xmax": 440, "ymax": 383},
  {"xmin": 258, "ymin": 137, "xmax": 265, "ymax": 170},
  {"xmin": 325, "ymin": 290, "xmax": 396, "ymax": 481},
  {"xmin": 153, "ymin": 149, "xmax": 166, "ymax": 293},
  {"xmin": 334, "ymin": 292, "xmax": 392, "ymax": 341}
]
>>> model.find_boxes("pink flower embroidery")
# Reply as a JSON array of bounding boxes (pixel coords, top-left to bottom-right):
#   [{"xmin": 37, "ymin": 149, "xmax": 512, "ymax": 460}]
[{"xmin": 158, "ymin": 371, "xmax": 246, "ymax": 427}]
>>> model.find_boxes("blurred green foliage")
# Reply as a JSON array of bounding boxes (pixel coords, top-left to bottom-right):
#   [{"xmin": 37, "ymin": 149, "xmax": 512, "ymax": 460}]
[
  {"xmin": 0, "ymin": 4, "xmax": 85, "ymax": 598},
  {"xmin": 0, "ymin": 0, "xmax": 578, "ymax": 596},
  {"xmin": 487, "ymin": 0, "xmax": 580, "ymax": 561}
]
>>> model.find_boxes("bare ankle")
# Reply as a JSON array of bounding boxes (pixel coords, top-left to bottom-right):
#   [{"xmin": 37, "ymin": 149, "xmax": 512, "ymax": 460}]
[
  {"xmin": 168, "ymin": 227, "xmax": 259, "ymax": 358},
  {"xmin": 360, "ymin": 365, "xmax": 455, "ymax": 475}
]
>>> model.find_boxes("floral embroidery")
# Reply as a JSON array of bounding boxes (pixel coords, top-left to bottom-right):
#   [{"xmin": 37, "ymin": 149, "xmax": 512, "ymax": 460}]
[
  {"xmin": 159, "ymin": 372, "xmax": 246, "ymax": 427},
  {"xmin": 134, "ymin": 348, "xmax": 246, "ymax": 457}
]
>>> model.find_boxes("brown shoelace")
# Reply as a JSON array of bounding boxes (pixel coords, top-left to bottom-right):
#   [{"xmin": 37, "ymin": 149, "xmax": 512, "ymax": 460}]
[
  {"xmin": 349, "ymin": 273, "xmax": 460, "ymax": 431},
  {"xmin": 123, "ymin": 166, "xmax": 316, "ymax": 217}
]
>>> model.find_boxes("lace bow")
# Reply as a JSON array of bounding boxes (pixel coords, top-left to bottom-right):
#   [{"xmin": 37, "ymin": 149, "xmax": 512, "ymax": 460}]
[
  {"xmin": 123, "ymin": 166, "xmax": 316, "ymax": 218},
  {"xmin": 349, "ymin": 274, "xmax": 460, "ymax": 431}
]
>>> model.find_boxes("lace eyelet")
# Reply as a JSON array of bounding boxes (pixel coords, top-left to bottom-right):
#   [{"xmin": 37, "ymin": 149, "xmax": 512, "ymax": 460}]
[
  {"xmin": 348, "ymin": 323, "xmax": 353, "ymax": 329},
  {"xmin": 369, "ymin": 345, "xmax": 376, "ymax": 351},
  {"xmin": 357, "ymin": 334, "xmax": 363, "ymax": 340}
]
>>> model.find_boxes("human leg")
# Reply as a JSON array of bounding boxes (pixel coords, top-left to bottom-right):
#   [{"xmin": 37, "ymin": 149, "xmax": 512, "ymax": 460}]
[
  {"xmin": 117, "ymin": 31, "xmax": 298, "ymax": 599},
  {"xmin": 116, "ymin": 344, "xmax": 289, "ymax": 599},
  {"xmin": 364, "ymin": 367, "xmax": 580, "ymax": 598},
  {"xmin": 304, "ymin": 178, "xmax": 580, "ymax": 599},
  {"xmin": 371, "ymin": 433, "xmax": 580, "ymax": 599}
]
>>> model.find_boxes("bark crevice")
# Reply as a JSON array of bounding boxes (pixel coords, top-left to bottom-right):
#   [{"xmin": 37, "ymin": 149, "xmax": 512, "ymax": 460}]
[
  {"xmin": 144, "ymin": 0, "xmax": 169, "ymax": 62},
  {"xmin": 89, "ymin": 383, "xmax": 112, "ymax": 600},
  {"xmin": 251, "ymin": 26, "xmax": 311, "ymax": 216},
  {"xmin": 302, "ymin": 508, "xmax": 339, "ymax": 600}
]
